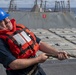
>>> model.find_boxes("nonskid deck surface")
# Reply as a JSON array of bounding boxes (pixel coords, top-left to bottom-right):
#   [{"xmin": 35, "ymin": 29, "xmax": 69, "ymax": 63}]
[
  {"xmin": 33, "ymin": 28, "xmax": 76, "ymax": 75},
  {"xmin": 1, "ymin": 28, "xmax": 76, "ymax": 75}
]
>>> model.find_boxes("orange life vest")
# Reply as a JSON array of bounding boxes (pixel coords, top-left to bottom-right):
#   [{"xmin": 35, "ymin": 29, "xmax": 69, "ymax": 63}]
[{"xmin": 0, "ymin": 19, "xmax": 39, "ymax": 58}]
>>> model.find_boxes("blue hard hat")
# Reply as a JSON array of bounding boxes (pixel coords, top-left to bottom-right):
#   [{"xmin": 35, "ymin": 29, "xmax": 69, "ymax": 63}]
[{"xmin": 0, "ymin": 8, "xmax": 9, "ymax": 21}]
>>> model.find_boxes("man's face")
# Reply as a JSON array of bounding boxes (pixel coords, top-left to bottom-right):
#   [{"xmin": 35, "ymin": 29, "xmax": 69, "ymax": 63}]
[{"xmin": 0, "ymin": 17, "xmax": 13, "ymax": 30}]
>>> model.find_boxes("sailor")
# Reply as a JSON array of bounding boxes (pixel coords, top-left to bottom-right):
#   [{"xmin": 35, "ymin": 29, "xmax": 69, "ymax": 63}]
[{"xmin": 0, "ymin": 8, "xmax": 68, "ymax": 75}]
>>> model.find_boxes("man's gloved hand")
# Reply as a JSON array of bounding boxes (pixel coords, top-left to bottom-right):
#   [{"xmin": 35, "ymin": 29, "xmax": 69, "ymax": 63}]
[
  {"xmin": 57, "ymin": 51, "xmax": 68, "ymax": 60},
  {"xmin": 46, "ymin": 51, "xmax": 68, "ymax": 60}
]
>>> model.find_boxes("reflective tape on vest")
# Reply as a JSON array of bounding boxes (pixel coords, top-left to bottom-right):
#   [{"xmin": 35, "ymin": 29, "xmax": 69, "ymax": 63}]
[{"xmin": 13, "ymin": 31, "xmax": 31, "ymax": 45}]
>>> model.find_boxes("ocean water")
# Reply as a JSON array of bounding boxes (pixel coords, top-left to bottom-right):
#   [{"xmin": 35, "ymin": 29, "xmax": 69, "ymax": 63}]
[
  {"xmin": 2, "ymin": 7, "xmax": 76, "ymax": 16},
  {"xmin": 70, "ymin": 8, "xmax": 76, "ymax": 15}
]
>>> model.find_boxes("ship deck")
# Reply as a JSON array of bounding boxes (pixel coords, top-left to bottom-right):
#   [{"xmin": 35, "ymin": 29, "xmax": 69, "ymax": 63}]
[{"xmin": 1, "ymin": 28, "xmax": 76, "ymax": 75}]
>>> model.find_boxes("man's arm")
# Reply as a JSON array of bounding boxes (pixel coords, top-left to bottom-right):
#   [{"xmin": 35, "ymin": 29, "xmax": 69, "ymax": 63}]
[
  {"xmin": 9, "ymin": 53, "xmax": 48, "ymax": 70},
  {"xmin": 39, "ymin": 41, "xmax": 68, "ymax": 59},
  {"xmin": 39, "ymin": 41, "xmax": 59, "ymax": 55}
]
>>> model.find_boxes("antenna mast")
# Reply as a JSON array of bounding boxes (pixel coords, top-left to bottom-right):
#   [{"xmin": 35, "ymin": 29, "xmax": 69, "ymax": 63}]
[
  {"xmin": 40, "ymin": 0, "xmax": 43, "ymax": 8},
  {"xmin": 67, "ymin": 0, "xmax": 70, "ymax": 12},
  {"xmin": 8, "ymin": 0, "xmax": 17, "ymax": 12},
  {"xmin": 44, "ymin": 1, "xmax": 47, "ymax": 12},
  {"xmin": 34, "ymin": 0, "xmax": 37, "ymax": 5},
  {"xmin": 54, "ymin": 1, "xmax": 60, "ymax": 12}
]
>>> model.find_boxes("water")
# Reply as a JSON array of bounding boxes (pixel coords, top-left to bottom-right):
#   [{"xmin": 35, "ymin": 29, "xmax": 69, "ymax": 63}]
[
  {"xmin": 1, "ymin": 7, "xmax": 76, "ymax": 16},
  {"xmin": 70, "ymin": 8, "xmax": 76, "ymax": 15}
]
